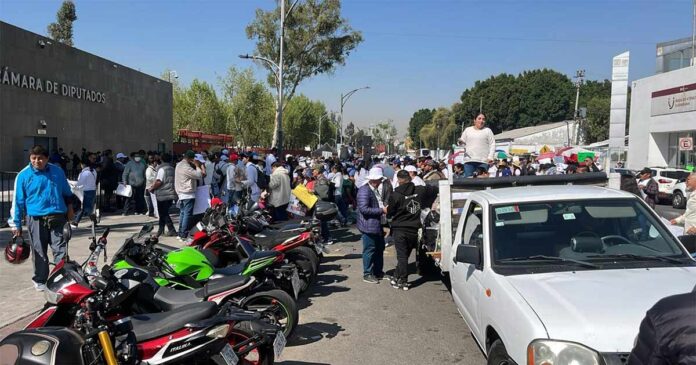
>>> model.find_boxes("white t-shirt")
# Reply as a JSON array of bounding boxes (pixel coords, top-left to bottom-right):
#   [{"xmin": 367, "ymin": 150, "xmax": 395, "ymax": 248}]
[
  {"xmin": 459, "ymin": 126, "xmax": 496, "ymax": 163},
  {"xmin": 412, "ymin": 176, "xmax": 426, "ymax": 186},
  {"xmin": 331, "ymin": 172, "xmax": 343, "ymax": 196},
  {"xmin": 77, "ymin": 167, "xmax": 97, "ymax": 191}
]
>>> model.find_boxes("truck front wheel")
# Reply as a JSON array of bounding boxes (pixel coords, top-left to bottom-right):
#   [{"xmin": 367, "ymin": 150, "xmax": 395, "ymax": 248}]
[{"xmin": 487, "ymin": 339, "xmax": 513, "ymax": 365}]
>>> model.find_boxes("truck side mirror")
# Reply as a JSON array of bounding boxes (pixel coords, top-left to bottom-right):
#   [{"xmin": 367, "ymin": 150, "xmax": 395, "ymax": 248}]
[
  {"xmin": 678, "ymin": 235, "xmax": 696, "ymax": 254},
  {"xmin": 455, "ymin": 244, "xmax": 481, "ymax": 267}
]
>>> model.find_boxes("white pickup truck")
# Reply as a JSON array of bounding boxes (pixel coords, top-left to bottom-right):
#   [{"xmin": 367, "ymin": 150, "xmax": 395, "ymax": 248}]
[{"xmin": 432, "ymin": 175, "xmax": 696, "ymax": 365}]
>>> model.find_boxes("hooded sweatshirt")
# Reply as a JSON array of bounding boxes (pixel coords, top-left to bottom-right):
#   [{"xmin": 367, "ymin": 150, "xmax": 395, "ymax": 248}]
[
  {"xmin": 268, "ymin": 166, "xmax": 291, "ymax": 207},
  {"xmin": 387, "ymin": 182, "xmax": 423, "ymax": 231}
]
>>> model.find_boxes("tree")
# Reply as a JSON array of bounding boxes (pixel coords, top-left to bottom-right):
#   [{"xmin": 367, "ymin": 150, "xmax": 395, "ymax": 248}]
[
  {"xmin": 516, "ymin": 69, "xmax": 573, "ymax": 127},
  {"xmin": 47, "ymin": 1, "xmax": 77, "ymax": 46},
  {"xmin": 344, "ymin": 121, "xmax": 355, "ymax": 144},
  {"xmin": 219, "ymin": 66, "xmax": 275, "ymax": 147},
  {"xmin": 283, "ymin": 94, "xmax": 334, "ymax": 149},
  {"xmin": 407, "ymin": 108, "xmax": 434, "ymax": 148},
  {"xmin": 246, "ymin": 0, "xmax": 363, "ymax": 148},
  {"xmin": 583, "ymin": 97, "xmax": 611, "ymax": 143},
  {"xmin": 171, "ymin": 78, "xmax": 225, "ymax": 137},
  {"xmin": 372, "ymin": 120, "xmax": 398, "ymax": 153},
  {"xmin": 420, "ymin": 107, "xmax": 457, "ymax": 149}
]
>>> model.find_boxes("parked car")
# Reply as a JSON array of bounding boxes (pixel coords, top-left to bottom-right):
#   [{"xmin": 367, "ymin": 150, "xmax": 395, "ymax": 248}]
[
  {"xmin": 449, "ymin": 185, "xmax": 696, "ymax": 364},
  {"xmin": 647, "ymin": 167, "xmax": 690, "ymax": 203},
  {"xmin": 671, "ymin": 180, "xmax": 692, "ymax": 209}
]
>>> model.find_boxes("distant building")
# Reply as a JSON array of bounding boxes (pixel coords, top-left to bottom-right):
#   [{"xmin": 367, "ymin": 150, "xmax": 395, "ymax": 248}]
[
  {"xmin": 656, "ymin": 37, "xmax": 695, "ymax": 74},
  {"xmin": 494, "ymin": 120, "xmax": 579, "ymax": 154},
  {"xmin": 0, "ymin": 21, "xmax": 172, "ymax": 171},
  {"xmin": 627, "ymin": 64, "xmax": 696, "ymax": 170}
]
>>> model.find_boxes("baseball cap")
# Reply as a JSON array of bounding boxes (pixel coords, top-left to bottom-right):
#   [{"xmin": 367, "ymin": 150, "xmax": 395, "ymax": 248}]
[
  {"xmin": 184, "ymin": 150, "xmax": 195, "ymax": 159},
  {"xmin": 116, "ymin": 152, "xmax": 126, "ymax": 159},
  {"xmin": 639, "ymin": 167, "xmax": 652, "ymax": 175},
  {"xmin": 404, "ymin": 165, "xmax": 418, "ymax": 173},
  {"xmin": 194, "ymin": 154, "xmax": 206, "ymax": 163},
  {"xmin": 230, "ymin": 153, "xmax": 239, "ymax": 161},
  {"xmin": 221, "ymin": 149, "xmax": 229, "ymax": 156},
  {"xmin": 219, "ymin": 155, "xmax": 229, "ymax": 162}
]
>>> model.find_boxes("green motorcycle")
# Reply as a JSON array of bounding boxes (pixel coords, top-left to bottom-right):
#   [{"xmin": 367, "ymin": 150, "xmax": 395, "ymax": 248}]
[{"xmin": 111, "ymin": 225, "xmax": 300, "ymax": 337}]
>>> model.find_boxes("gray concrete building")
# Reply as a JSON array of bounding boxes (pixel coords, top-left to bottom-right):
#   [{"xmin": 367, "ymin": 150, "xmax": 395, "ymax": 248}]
[{"xmin": 0, "ymin": 21, "xmax": 172, "ymax": 172}]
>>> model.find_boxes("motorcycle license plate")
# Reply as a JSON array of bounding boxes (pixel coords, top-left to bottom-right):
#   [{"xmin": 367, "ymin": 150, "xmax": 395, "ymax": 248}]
[
  {"xmin": 291, "ymin": 270, "xmax": 302, "ymax": 299},
  {"xmin": 273, "ymin": 330, "xmax": 286, "ymax": 358},
  {"xmin": 220, "ymin": 343, "xmax": 239, "ymax": 365}
]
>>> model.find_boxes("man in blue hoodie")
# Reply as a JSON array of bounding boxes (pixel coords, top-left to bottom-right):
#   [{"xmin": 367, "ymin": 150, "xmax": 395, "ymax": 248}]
[{"xmin": 9, "ymin": 145, "xmax": 74, "ymax": 291}]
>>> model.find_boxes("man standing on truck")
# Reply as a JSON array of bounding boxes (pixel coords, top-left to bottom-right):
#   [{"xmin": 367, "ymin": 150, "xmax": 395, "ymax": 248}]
[{"xmin": 387, "ymin": 170, "xmax": 424, "ymax": 290}]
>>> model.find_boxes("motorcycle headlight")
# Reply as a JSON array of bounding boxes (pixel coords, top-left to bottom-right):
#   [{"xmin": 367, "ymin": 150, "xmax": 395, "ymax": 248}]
[
  {"xmin": 44, "ymin": 289, "xmax": 63, "ymax": 304},
  {"xmin": 527, "ymin": 339, "xmax": 601, "ymax": 365}
]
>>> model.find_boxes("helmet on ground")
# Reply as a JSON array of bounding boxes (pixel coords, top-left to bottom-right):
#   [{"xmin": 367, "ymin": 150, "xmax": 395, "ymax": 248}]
[{"xmin": 5, "ymin": 236, "xmax": 30, "ymax": 264}]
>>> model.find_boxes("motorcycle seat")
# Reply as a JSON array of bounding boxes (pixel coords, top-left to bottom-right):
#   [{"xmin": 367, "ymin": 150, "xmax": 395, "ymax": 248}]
[
  {"xmin": 128, "ymin": 302, "xmax": 217, "ymax": 341},
  {"xmin": 152, "ymin": 287, "xmax": 202, "ymax": 311},
  {"xmin": 153, "ymin": 275, "xmax": 250, "ymax": 311},
  {"xmin": 252, "ymin": 230, "xmax": 302, "ymax": 249},
  {"xmin": 212, "ymin": 262, "xmax": 246, "ymax": 277}
]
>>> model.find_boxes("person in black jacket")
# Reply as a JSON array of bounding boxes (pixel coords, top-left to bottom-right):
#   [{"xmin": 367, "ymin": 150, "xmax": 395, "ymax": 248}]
[
  {"xmin": 628, "ymin": 287, "xmax": 696, "ymax": 364},
  {"xmin": 387, "ymin": 170, "xmax": 424, "ymax": 290}
]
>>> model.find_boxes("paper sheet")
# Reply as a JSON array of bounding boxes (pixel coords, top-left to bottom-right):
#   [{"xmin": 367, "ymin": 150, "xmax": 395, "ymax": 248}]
[
  {"xmin": 660, "ymin": 217, "xmax": 684, "ymax": 237},
  {"xmin": 193, "ymin": 185, "xmax": 211, "ymax": 215}
]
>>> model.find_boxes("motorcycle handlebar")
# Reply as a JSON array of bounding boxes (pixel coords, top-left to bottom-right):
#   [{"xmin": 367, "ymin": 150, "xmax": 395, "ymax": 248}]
[{"xmin": 100, "ymin": 228, "xmax": 110, "ymax": 241}]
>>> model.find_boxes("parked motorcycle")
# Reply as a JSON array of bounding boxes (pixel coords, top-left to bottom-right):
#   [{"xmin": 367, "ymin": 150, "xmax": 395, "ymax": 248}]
[{"xmin": 11, "ymin": 220, "xmax": 283, "ymax": 364}]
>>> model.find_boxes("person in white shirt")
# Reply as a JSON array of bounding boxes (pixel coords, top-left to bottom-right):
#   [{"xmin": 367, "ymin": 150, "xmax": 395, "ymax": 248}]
[
  {"xmin": 202, "ymin": 151, "xmax": 215, "ymax": 187},
  {"xmin": 331, "ymin": 164, "xmax": 348, "ymax": 226},
  {"xmin": 242, "ymin": 154, "xmax": 261, "ymax": 204},
  {"xmin": 391, "ymin": 159, "xmax": 402, "ymax": 188},
  {"xmin": 405, "ymin": 165, "xmax": 425, "ymax": 186},
  {"xmin": 355, "ymin": 161, "xmax": 369, "ymax": 188},
  {"xmin": 671, "ymin": 173, "xmax": 696, "ymax": 235},
  {"xmin": 144, "ymin": 155, "xmax": 159, "ymax": 217},
  {"xmin": 225, "ymin": 154, "xmax": 244, "ymax": 216},
  {"xmin": 457, "ymin": 113, "xmax": 496, "ymax": 177},
  {"xmin": 265, "ymin": 147, "xmax": 277, "ymax": 176},
  {"xmin": 72, "ymin": 156, "xmax": 98, "ymax": 228}
]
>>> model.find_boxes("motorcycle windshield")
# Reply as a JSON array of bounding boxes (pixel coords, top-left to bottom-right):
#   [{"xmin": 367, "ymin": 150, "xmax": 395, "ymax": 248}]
[{"xmin": 112, "ymin": 224, "xmax": 155, "ymax": 260}]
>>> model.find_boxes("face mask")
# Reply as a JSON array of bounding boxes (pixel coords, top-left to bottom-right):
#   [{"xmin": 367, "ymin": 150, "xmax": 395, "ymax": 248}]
[{"xmin": 134, "ymin": 157, "xmax": 142, "ymax": 162}]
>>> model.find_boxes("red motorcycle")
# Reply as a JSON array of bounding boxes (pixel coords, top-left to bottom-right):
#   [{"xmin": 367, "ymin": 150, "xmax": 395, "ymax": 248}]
[{"xmin": 19, "ymin": 222, "xmax": 284, "ymax": 365}]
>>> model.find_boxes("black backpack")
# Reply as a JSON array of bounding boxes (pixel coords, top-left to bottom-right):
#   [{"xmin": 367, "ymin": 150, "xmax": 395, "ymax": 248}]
[{"xmin": 256, "ymin": 166, "xmax": 269, "ymax": 190}]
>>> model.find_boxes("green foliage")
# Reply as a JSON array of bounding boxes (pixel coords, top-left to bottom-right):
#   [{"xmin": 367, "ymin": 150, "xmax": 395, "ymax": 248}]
[
  {"xmin": 407, "ymin": 108, "xmax": 434, "ymax": 148},
  {"xmin": 173, "ymin": 80, "xmax": 225, "ymax": 137},
  {"xmin": 246, "ymin": 0, "xmax": 363, "ymax": 146},
  {"xmin": 584, "ymin": 97, "xmax": 611, "ymax": 143},
  {"xmin": 345, "ymin": 121, "xmax": 355, "ymax": 143},
  {"xmin": 283, "ymin": 94, "xmax": 334, "ymax": 149},
  {"xmin": 47, "ymin": 0, "xmax": 77, "ymax": 46},
  {"xmin": 219, "ymin": 66, "xmax": 275, "ymax": 147},
  {"xmin": 420, "ymin": 107, "xmax": 456, "ymax": 149},
  {"xmin": 372, "ymin": 120, "xmax": 398, "ymax": 152}
]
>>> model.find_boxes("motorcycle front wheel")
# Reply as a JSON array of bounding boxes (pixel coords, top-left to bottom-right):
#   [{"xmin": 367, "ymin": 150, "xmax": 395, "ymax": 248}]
[{"xmin": 240, "ymin": 289, "xmax": 299, "ymax": 338}]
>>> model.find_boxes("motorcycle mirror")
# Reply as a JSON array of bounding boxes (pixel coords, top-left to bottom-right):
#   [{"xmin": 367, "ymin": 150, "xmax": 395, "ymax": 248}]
[{"xmin": 92, "ymin": 277, "xmax": 109, "ymax": 290}]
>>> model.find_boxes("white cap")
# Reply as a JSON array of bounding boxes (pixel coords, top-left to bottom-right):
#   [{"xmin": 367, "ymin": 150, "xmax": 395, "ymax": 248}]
[
  {"xmin": 366, "ymin": 167, "xmax": 384, "ymax": 180},
  {"xmin": 221, "ymin": 149, "xmax": 229, "ymax": 155},
  {"xmin": 194, "ymin": 154, "xmax": 206, "ymax": 163},
  {"xmin": 219, "ymin": 155, "xmax": 229, "ymax": 161},
  {"xmin": 404, "ymin": 165, "xmax": 417, "ymax": 173},
  {"xmin": 116, "ymin": 153, "xmax": 126, "ymax": 159}
]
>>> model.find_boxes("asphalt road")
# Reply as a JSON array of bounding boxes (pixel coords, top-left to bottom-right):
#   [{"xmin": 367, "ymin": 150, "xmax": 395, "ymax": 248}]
[{"xmin": 0, "ymin": 216, "xmax": 486, "ymax": 364}]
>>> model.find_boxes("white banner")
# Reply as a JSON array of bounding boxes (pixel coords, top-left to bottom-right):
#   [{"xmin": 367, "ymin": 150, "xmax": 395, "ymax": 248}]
[
  {"xmin": 651, "ymin": 82, "xmax": 696, "ymax": 116},
  {"xmin": 608, "ymin": 51, "xmax": 630, "ymax": 171}
]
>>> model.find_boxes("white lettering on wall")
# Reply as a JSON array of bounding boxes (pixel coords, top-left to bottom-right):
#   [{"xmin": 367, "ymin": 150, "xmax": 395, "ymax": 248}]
[{"xmin": 0, "ymin": 66, "xmax": 107, "ymax": 104}]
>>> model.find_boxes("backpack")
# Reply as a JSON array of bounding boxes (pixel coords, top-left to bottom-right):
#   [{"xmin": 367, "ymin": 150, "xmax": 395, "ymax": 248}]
[
  {"xmin": 256, "ymin": 166, "xmax": 269, "ymax": 190},
  {"xmin": 314, "ymin": 178, "xmax": 332, "ymax": 201}
]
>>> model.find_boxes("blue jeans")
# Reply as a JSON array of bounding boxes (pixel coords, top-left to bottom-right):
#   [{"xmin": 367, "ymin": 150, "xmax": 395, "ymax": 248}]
[
  {"xmin": 74, "ymin": 190, "xmax": 96, "ymax": 224},
  {"xmin": 362, "ymin": 232, "xmax": 385, "ymax": 277},
  {"xmin": 228, "ymin": 190, "xmax": 242, "ymax": 216},
  {"xmin": 334, "ymin": 195, "xmax": 348, "ymax": 225},
  {"xmin": 320, "ymin": 219, "xmax": 331, "ymax": 241},
  {"xmin": 178, "ymin": 198, "xmax": 195, "ymax": 239},
  {"xmin": 464, "ymin": 162, "xmax": 489, "ymax": 177}
]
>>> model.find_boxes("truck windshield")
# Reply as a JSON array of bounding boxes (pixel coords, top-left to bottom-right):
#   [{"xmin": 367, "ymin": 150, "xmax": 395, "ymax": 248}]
[{"xmin": 490, "ymin": 198, "xmax": 692, "ymax": 271}]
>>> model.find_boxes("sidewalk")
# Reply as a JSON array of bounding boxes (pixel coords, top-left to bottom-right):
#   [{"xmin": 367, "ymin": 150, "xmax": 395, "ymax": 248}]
[{"xmin": 0, "ymin": 213, "xmax": 184, "ymax": 329}]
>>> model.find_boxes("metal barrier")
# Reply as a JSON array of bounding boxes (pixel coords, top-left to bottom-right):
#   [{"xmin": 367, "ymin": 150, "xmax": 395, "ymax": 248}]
[{"xmin": 0, "ymin": 170, "xmax": 104, "ymax": 228}]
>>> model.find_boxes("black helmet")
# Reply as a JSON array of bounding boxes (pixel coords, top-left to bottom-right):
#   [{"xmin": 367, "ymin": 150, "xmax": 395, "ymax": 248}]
[{"xmin": 5, "ymin": 236, "xmax": 30, "ymax": 264}]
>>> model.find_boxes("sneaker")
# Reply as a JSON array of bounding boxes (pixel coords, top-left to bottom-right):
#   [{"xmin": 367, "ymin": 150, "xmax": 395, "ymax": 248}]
[
  {"xmin": 32, "ymin": 281, "xmax": 46, "ymax": 292},
  {"xmin": 363, "ymin": 275, "xmax": 379, "ymax": 284},
  {"xmin": 401, "ymin": 281, "xmax": 410, "ymax": 291},
  {"xmin": 390, "ymin": 278, "xmax": 400, "ymax": 289},
  {"xmin": 70, "ymin": 223, "xmax": 78, "ymax": 229},
  {"xmin": 323, "ymin": 239, "xmax": 336, "ymax": 245}
]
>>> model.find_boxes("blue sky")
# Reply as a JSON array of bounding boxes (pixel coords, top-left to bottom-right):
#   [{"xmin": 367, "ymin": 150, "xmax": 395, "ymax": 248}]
[{"xmin": 1, "ymin": 0, "xmax": 693, "ymax": 135}]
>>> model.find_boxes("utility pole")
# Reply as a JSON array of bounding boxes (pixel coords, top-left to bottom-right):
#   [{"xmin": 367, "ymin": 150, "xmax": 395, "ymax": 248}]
[
  {"xmin": 479, "ymin": 97, "xmax": 483, "ymax": 114},
  {"xmin": 339, "ymin": 86, "xmax": 370, "ymax": 145},
  {"xmin": 573, "ymin": 69, "xmax": 585, "ymax": 145}
]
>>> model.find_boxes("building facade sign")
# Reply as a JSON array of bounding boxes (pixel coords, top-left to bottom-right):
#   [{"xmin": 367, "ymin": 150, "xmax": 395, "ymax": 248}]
[
  {"xmin": 680, "ymin": 137, "xmax": 694, "ymax": 151},
  {"xmin": 651, "ymin": 82, "xmax": 696, "ymax": 116},
  {"xmin": 0, "ymin": 65, "xmax": 107, "ymax": 104}
]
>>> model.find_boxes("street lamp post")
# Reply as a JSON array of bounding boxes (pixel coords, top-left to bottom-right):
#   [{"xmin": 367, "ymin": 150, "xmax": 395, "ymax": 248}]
[
  {"xmin": 339, "ymin": 86, "xmax": 369, "ymax": 145},
  {"xmin": 240, "ymin": 0, "xmax": 300, "ymax": 157},
  {"xmin": 166, "ymin": 70, "xmax": 178, "ymax": 83},
  {"xmin": 317, "ymin": 113, "xmax": 329, "ymax": 149}
]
